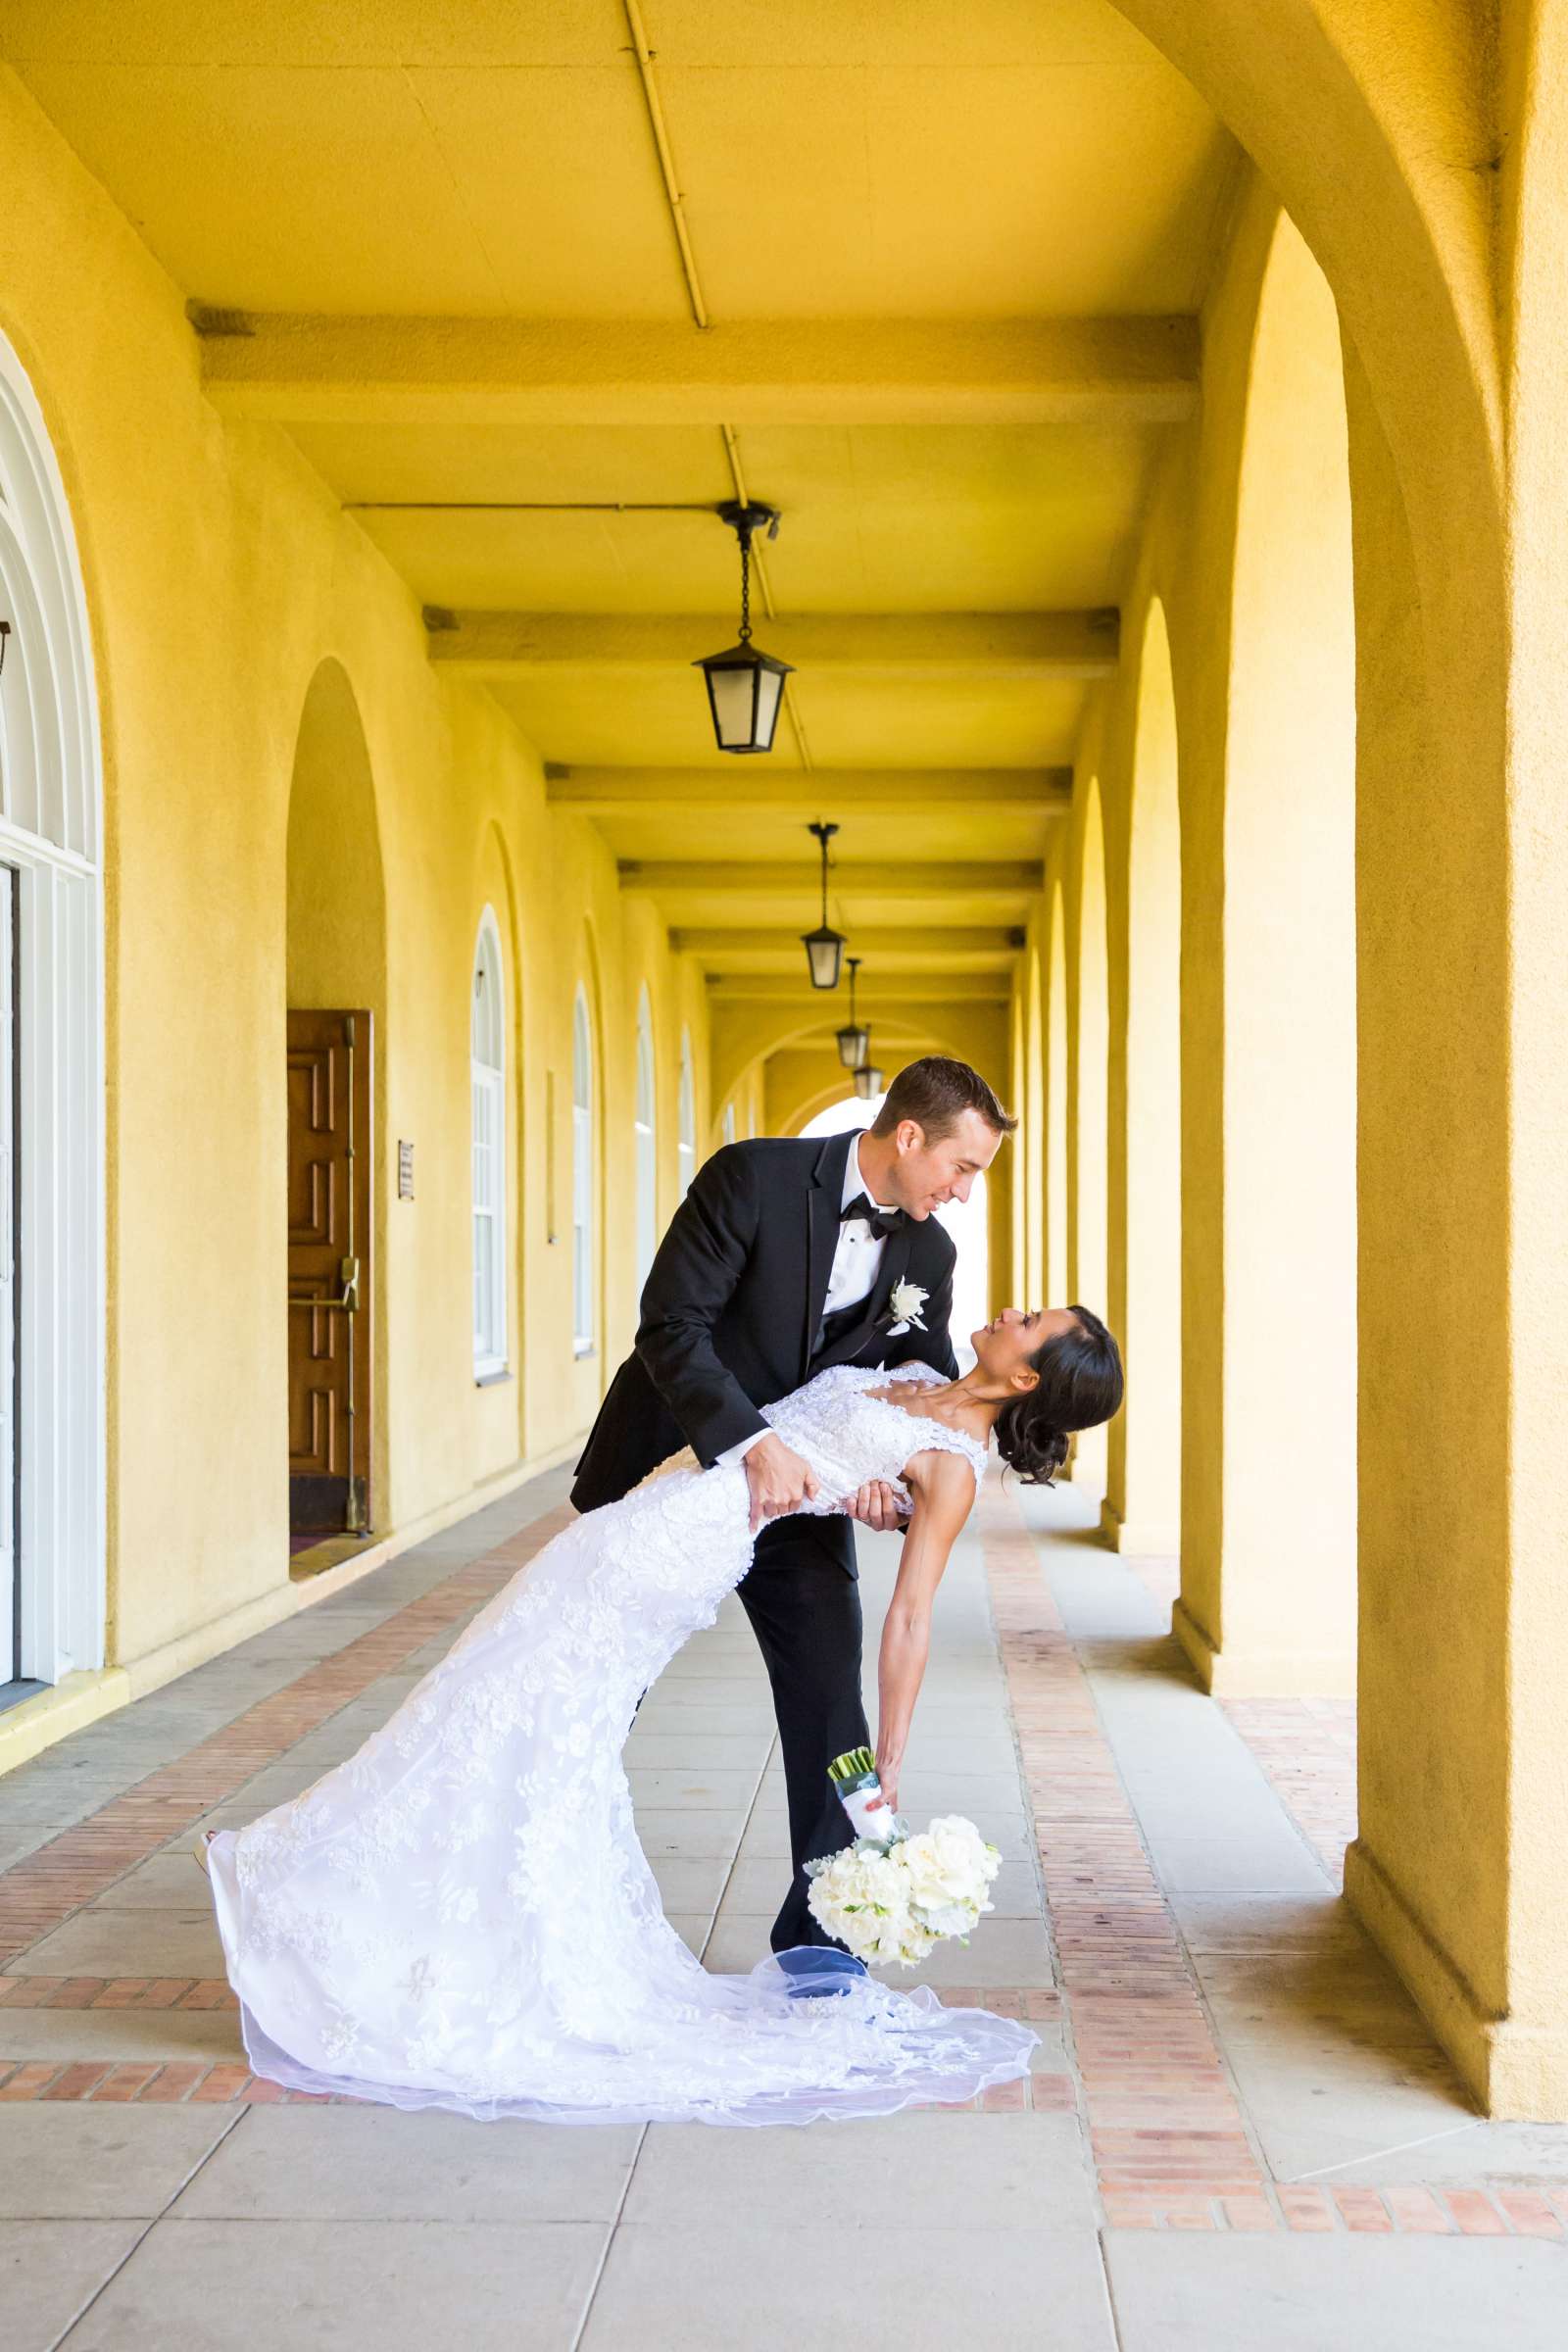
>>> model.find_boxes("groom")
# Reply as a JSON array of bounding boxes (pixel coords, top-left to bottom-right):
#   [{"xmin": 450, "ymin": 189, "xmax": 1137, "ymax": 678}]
[{"xmin": 572, "ymin": 1054, "xmax": 1016, "ymax": 1955}]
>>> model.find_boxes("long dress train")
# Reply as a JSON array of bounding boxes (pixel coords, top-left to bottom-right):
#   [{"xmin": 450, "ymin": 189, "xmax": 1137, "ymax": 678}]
[{"xmin": 205, "ymin": 1363, "xmax": 1037, "ymax": 2125}]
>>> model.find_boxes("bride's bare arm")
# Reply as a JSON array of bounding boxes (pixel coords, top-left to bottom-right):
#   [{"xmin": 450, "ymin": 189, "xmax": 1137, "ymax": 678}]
[{"xmin": 873, "ymin": 1449, "xmax": 978, "ymax": 1810}]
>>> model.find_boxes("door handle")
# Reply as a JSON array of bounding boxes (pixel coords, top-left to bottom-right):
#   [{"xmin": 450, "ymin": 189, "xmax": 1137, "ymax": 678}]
[{"xmin": 288, "ymin": 1257, "xmax": 361, "ymax": 1314}]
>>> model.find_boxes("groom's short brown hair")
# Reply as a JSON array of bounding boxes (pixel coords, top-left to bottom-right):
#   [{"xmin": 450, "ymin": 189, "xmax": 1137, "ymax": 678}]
[{"xmin": 869, "ymin": 1055, "xmax": 1017, "ymax": 1143}]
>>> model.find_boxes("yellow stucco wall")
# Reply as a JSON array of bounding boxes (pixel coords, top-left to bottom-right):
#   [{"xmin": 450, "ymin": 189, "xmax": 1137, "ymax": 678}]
[{"xmin": 0, "ymin": 67, "xmax": 706, "ymax": 1690}]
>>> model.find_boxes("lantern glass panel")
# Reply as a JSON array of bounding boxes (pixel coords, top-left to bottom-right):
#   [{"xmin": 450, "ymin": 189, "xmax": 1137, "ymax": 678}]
[
  {"xmin": 854, "ymin": 1063, "xmax": 885, "ymax": 1101},
  {"xmin": 803, "ymin": 927, "xmax": 845, "ymax": 990},
  {"xmin": 753, "ymin": 665, "xmax": 785, "ymax": 750},
  {"xmin": 708, "ymin": 663, "xmax": 759, "ymax": 751}
]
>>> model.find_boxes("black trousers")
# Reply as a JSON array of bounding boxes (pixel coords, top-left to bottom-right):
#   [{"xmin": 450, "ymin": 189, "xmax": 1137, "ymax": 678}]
[{"xmin": 736, "ymin": 1514, "xmax": 867, "ymax": 1953}]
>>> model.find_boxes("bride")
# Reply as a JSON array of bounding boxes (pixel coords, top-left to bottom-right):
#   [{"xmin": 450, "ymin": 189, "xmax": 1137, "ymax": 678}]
[{"xmin": 205, "ymin": 1303, "xmax": 1123, "ymax": 2127}]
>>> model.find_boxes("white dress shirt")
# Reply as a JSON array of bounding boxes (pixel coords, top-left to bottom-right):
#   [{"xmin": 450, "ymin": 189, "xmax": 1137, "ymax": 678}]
[{"xmin": 717, "ymin": 1134, "xmax": 895, "ymax": 1470}]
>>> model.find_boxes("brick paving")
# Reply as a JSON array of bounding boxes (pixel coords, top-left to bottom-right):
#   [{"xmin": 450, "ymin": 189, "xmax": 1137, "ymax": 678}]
[
  {"xmin": 975, "ymin": 1481, "xmax": 1568, "ymax": 2240},
  {"xmin": 1219, "ymin": 1693, "xmax": 1358, "ymax": 1885},
  {"xmin": 0, "ymin": 1507, "xmax": 573, "ymax": 1970}
]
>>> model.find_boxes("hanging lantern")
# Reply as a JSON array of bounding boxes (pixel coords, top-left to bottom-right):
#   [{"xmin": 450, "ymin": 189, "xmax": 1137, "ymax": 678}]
[
  {"xmin": 836, "ymin": 956, "xmax": 869, "ymax": 1069},
  {"xmin": 853, "ymin": 1058, "xmax": 886, "ymax": 1102},
  {"xmin": 801, "ymin": 819, "xmax": 846, "ymax": 990},
  {"xmin": 694, "ymin": 501, "xmax": 795, "ymax": 755}
]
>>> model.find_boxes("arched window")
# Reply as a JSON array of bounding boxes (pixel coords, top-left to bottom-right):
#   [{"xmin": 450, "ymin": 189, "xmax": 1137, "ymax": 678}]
[
  {"xmin": 0, "ymin": 330, "xmax": 104, "ymax": 1690},
  {"xmin": 720, "ymin": 1102, "xmax": 737, "ymax": 1147},
  {"xmin": 677, "ymin": 1028, "xmax": 697, "ymax": 1196},
  {"xmin": 572, "ymin": 985, "xmax": 596, "ymax": 1354},
  {"xmin": 634, "ymin": 987, "xmax": 658, "ymax": 1288},
  {"xmin": 470, "ymin": 911, "xmax": 507, "ymax": 1377}
]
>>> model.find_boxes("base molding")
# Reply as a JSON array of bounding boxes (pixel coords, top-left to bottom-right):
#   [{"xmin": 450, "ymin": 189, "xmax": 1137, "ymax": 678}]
[
  {"xmin": 0, "ymin": 1665, "xmax": 132, "ymax": 1773},
  {"xmin": 1170, "ymin": 1595, "xmax": 1355, "ymax": 1696},
  {"xmin": 1345, "ymin": 1835, "xmax": 1568, "ymax": 2120}
]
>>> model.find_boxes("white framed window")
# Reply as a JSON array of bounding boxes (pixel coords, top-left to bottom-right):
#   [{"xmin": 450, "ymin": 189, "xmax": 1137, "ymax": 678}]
[
  {"xmin": 634, "ymin": 987, "xmax": 658, "ymax": 1290},
  {"xmin": 572, "ymin": 984, "xmax": 596, "ymax": 1355},
  {"xmin": 0, "ymin": 330, "xmax": 104, "ymax": 1692},
  {"xmin": 677, "ymin": 1028, "xmax": 697, "ymax": 1197},
  {"xmin": 470, "ymin": 910, "xmax": 507, "ymax": 1378},
  {"xmin": 720, "ymin": 1101, "xmax": 737, "ymax": 1147}
]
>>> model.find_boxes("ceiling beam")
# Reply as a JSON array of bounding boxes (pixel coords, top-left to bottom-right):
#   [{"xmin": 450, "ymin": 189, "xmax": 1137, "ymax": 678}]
[
  {"xmin": 619, "ymin": 859, "xmax": 1040, "ymax": 899},
  {"xmin": 708, "ymin": 973, "xmax": 1011, "ymax": 1004},
  {"xmin": 431, "ymin": 611, "xmax": 1117, "ymax": 679},
  {"xmin": 673, "ymin": 926, "xmax": 1022, "ymax": 963},
  {"xmin": 199, "ymin": 316, "xmax": 1199, "ymax": 428},
  {"xmin": 549, "ymin": 766, "xmax": 1071, "ymax": 813}
]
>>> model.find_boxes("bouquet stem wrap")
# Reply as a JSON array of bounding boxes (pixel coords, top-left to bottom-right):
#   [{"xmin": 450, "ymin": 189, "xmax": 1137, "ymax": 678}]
[
  {"xmin": 826, "ymin": 1745, "xmax": 905, "ymax": 1849},
  {"xmin": 809, "ymin": 1749, "xmax": 1003, "ymax": 1969}
]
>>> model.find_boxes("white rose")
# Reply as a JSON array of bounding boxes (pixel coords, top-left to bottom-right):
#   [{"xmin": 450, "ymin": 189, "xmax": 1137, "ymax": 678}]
[{"xmin": 885, "ymin": 1280, "xmax": 929, "ymax": 1335}]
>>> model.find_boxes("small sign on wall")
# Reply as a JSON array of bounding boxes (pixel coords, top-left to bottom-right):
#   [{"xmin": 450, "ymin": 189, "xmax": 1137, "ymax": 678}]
[{"xmin": 397, "ymin": 1139, "xmax": 415, "ymax": 1200}]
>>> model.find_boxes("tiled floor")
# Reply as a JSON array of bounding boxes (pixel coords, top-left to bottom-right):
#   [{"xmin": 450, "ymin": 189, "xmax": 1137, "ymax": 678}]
[{"xmin": 2, "ymin": 1468, "xmax": 1567, "ymax": 2347}]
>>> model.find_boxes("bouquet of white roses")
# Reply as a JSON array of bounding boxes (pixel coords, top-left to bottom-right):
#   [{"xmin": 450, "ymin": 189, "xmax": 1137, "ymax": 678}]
[{"xmin": 804, "ymin": 1747, "xmax": 1003, "ymax": 1969}]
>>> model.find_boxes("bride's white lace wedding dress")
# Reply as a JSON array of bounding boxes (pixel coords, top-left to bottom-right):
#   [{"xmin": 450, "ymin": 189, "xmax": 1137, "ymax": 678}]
[{"xmin": 206, "ymin": 1362, "xmax": 1037, "ymax": 2125}]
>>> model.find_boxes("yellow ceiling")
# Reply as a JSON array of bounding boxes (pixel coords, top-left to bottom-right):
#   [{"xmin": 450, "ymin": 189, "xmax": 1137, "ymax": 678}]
[
  {"xmin": 308, "ymin": 422, "xmax": 1150, "ymax": 612},
  {"xmin": 6, "ymin": 4, "xmax": 1231, "ymax": 317},
  {"xmin": 4, "ymin": 0, "xmax": 1239, "ymax": 998}
]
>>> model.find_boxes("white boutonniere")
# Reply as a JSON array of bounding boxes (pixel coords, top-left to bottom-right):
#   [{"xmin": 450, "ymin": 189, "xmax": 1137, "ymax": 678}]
[{"xmin": 883, "ymin": 1279, "xmax": 928, "ymax": 1336}]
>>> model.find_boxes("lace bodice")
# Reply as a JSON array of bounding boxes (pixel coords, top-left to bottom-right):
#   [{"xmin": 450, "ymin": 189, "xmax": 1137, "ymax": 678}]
[{"xmin": 760, "ymin": 1360, "xmax": 990, "ymax": 1504}]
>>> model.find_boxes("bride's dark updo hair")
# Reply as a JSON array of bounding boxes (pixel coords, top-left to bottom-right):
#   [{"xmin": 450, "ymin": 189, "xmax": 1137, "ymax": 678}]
[{"xmin": 994, "ymin": 1305, "xmax": 1124, "ymax": 1485}]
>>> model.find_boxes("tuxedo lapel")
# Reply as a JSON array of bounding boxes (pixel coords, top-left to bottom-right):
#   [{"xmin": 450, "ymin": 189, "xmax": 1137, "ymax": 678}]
[
  {"xmin": 802, "ymin": 1131, "xmax": 853, "ymax": 1378},
  {"xmin": 873, "ymin": 1219, "xmax": 915, "ymax": 1326}
]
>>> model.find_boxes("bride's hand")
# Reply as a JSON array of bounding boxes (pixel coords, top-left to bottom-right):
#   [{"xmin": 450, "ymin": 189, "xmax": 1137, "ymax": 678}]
[
  {"xmin": 845, "ymin": 1480, "xmax": 906, "ymax": 1533},
  {"xmin": 873, "ymin": 1746, "xmax": 901, "ymax": 1816}
]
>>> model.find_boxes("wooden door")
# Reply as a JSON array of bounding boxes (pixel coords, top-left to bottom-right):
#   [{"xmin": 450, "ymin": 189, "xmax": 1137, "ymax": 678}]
[{"xmin": 287, "ymin": 1010, "xmax": 372, "ymax": 1535}]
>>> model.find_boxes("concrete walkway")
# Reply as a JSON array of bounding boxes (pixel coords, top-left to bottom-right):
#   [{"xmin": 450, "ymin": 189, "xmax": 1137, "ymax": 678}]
[{"xmin": 1, "ymin": 1472, "xmax": 1566, "ymax": 2347}]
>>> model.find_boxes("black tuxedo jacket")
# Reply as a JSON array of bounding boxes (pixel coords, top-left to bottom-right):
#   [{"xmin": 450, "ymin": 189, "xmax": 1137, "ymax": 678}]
[{"xmin": 570, "ymin": 1130, "xmax": 959, "ymax": 1513}]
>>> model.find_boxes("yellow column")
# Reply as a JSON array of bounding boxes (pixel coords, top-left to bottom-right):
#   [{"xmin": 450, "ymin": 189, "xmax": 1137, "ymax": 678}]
[
  {"xmin": 1344, "ymin": 7, "xmax": 1568, "ymax": 2118},
  {"xmin": 1068, "ymin": 782, "xmax": 1110, "ymax": 1491},
  {"xmin": 1045, "ymin": 881, "xmax": 1069, "ymax": 1307},
  {"xmin": 1103, "ymin": 601, "xmax": 1182, "ymax": 1556}
]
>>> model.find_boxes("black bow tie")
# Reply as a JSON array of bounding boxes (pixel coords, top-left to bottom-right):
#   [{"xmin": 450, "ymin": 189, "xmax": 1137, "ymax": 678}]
[{"xmin": 840, "ymin": 1192, "xmax": 904, "ymax": 1239}]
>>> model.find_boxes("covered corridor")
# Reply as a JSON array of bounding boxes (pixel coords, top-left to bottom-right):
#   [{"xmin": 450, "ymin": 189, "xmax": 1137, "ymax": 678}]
[
  {"xmin": 1, "ymin": 1473, "xmax": 1566, "ymax": 2345},
  {"xmin": 2, "ymin": 0, "xmax": 1568, "ymax": 2340}
]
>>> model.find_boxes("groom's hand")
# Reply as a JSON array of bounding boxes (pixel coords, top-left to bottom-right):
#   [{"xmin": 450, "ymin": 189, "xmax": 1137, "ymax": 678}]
[
  {"xmin": 744, "ymin": 1434, "xmax": 820, "ymax": 1533},
  {"xmin": 846, "ymin": 1481, "xmax": 906, "ymax": 1534}
]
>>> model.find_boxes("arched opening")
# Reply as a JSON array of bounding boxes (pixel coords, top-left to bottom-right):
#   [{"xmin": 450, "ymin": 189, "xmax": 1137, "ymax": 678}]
[
  {"xmin": 0, "ymin": 327, "xmax": 104, "ymax": 1695},
  {"xmin": 470, "ymin": 908, "xmax": 508, "ymax": 1381},
  {"xmin": 285, "ymin": 658, "xmax": 387, "ymax": 1542},
  {"xmin": 799, "ymin": 1092, "xmax": 989, "ymax": 1371},
  {"xmin": 1070, "ymin": 779, "xmax": 1111, "ymax": 1490},
  {"xmin": 1174, "ymin": 209, "xmax": 1357, "ymax": 1693},
  {"xmin": 1108, "ymin": 600, "xmax": 1182, "ymax": 1555},
  {"xmin": 633, "ymin": 987, "xmax": 657, "ymax": 1290},
  {"xmin": 571, "ymin": 980, "xmax": 598, "ymax": 1359},
  {"xmin": 676, "ymin": 1028, "xmax": 697, "ymax": 1199}
]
